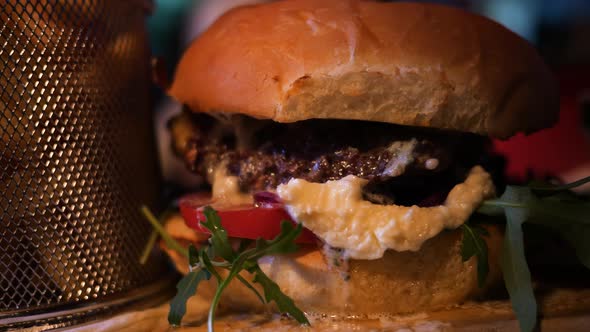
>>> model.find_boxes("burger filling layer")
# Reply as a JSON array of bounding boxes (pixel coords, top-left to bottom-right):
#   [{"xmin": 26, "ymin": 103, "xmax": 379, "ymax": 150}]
[
  {"xmin": 171, "ymin": 110, "xmax": 499, "ymax": 258},
  {"xmin": 171, "ymin": 110, "xmax": 494, "ymax": 203}
]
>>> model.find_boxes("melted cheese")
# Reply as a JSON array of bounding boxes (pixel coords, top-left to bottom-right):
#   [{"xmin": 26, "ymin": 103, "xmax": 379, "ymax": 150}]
[
  {"xmin": 211, "ymin": 165, "xmax": 253, "ymax": 205},
  {"xmin": 383, "ymin": 139, "xmax": 417, "ymax": 177},
  {"xmin": 277, "ymin": 166, "xmax": 495, "ymax": 260}
]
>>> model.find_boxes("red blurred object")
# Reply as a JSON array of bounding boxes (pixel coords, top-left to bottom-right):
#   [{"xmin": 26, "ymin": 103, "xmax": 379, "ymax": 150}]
[{"xmin": 492, "ymin": 67, "xmax": 590, "ymax": 181}]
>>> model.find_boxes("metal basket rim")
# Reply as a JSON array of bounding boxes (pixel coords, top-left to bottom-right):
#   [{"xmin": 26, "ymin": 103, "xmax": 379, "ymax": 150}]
[{"xmin": 0, "ymin": 273, "xmax": 177, "ymax": 328}]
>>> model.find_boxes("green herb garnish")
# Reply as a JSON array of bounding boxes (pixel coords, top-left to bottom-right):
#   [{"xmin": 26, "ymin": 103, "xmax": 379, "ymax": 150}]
[
  {"xmin": 477, "ymin": 176, "xmax": 590, "ymax": 332},
  {"xmin": 201, "ymin": 206, "xmax": 235, "ymax": 262},
  {"xmin": 251, "ymin": 265, "xmax": 309, "ymax": 324},
  {"xmin": 503, "ymin": 202, "xmax": 537, "ymax": 332},
  {"xmin": 140, "ymin": 205, "xmax": 310, "ymax": 331},
  {"xmin": 168, "ymin": 268, "xmax": 211, "ymax": 326},
  {"xmin": 140, "ymin": 208, "xmax": 177, "ymax": 265},
  {"xmin": 141, "ymin": 206, "xmax": 188, "ymax": 258},
  {"xmin": 529, "ymin": 176, "xmax": 590, "ymax": 194},
  {"xmin": 460, "ymin": 223, "xmax": 489, "ymax": 288}
]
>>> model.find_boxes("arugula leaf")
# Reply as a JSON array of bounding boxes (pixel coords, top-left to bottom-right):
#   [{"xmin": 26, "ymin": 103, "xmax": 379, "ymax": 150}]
[
  {"xmin": 478, "ymin": 186, "xmax": 538, "ymax": 332},
  {"xmin": 479, "ymin": 182, "xmax": 590, "ymax": 270},
  {"xmin": 241, "ymin": 222, "xmax": 309, "ymax": 325},
  {"xmin": 207, "ymin": 253, "xmax": 249, "ymax": 332},
  {"xmin": 141, "ymin": 206, "xmax": 308, "ymax": 331},
  {"xmin": 198, "ymin": 246, "xmax": 223, "ymax": 281},
  {"xmin": 528, "ymin": 199, "xmax": 590, "ymax": 226},
  {"xmin": 168, "ymin": 269, "xmax": 211, "ymax": 326},
  {"xmin": 198, "ymin": 244, "xmax": 266, "ymax": 306},
  {"xmin": 189, "ymin": 244, "xmax": 200, "ymax": 267},
  {"xmin": 206, "ymin": 221, "xmax": 306, "ymax": 330},
  {"xmin": 251, "ymin": 265, "xmax": 310, "ymax": 325},
  {"xmin": 140, "ymin": 229, "xmax": 159, "ymax": 265},
  {"xmin": 249, "ymin": 221, "xmax": 302, "ymax": 261},
  {"xmin": 559, "ymin": 225, "xmax": 590, "ymax": 269},
  {"xmin": 476, "ymin": 179, "xmax": 590, "ymax": 332},
  {"xmin": 481, "ymin": 189, "xmax": 590, "ymax": 227},
  {"xmin": 503, "ymin": 204, "xmax": 537, "ymax": 332},
  {"xmin": 460, "ymin": 223, "xmax": 489, "ymax": 287},
  {"xmin": 201, "ymin": 206, "xmax": 235, "ymax": 261},
  {"xmin": 140, "ymin": 208, "xmax": 178, "ymax": 265},
  {"xmin": 238, "ymin": 238, "xmax": 254, "ymax": 252},
  {"xmin": 235, "ymin": 274, "xmax": 266, "ymax": 305},
  {"xmin": 140, "ymin": 207, "xmax": 210, "ymax": 326},
  {"xmin": 529, "ymin": 175, "xmax": 590, "ymax": 194},
  {"xmin": 140, "ymin": 206, "xmax": 188, "ymax": 258}
]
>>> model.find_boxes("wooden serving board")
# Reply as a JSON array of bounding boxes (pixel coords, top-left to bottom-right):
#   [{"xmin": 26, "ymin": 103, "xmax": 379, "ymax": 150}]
[{"xmin": 64, "ymin": 287, "xmax": 590, "ymax": 332}]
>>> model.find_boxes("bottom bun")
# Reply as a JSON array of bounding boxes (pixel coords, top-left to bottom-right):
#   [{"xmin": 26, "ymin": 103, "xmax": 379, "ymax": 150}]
[{"xmin": 162, "ymin": 214, "xmax": 503, "ymax": 315}]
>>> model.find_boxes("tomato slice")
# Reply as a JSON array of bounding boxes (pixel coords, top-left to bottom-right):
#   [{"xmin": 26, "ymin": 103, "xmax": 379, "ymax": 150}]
[{"xmin": 179, "ymin": 194, "xmax": 317, "ymax": 244}]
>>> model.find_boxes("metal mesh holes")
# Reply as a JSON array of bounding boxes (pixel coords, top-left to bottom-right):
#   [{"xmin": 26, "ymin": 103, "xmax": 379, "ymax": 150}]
[{"xmin": 0, "ymin": 0, "xmax": 169, "ymax": 328}]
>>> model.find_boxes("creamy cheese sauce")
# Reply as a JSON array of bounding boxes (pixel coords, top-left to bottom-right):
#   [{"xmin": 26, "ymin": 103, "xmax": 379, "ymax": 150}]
[
  {"xmin": 277, "ymin": 166, "xmax": 495, "ymax": 260},
  {"xmin": 257, "ymin": 250, "xmax": 352, "ymax": 310},
  {"xmin": 210, "ymin": 165, "xmax": 253, "ymax": 205},
  {"xmin": 320, "ymin": 244, "xmax": 351, "ymax": 280},
  {"xmin": 383, "ymin": 139, "xmax": 418, "ymax": 177}
]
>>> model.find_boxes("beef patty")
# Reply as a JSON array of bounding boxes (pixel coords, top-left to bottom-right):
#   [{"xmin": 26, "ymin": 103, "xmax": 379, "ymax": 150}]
[{"xmin": 170, "ymin": 110, "xmax": 496, "ymax": 206}]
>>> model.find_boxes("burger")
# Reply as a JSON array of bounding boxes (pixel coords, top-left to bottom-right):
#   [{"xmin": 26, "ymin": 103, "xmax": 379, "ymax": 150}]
[{"xmin": 158, "ymin": 0, "xmax": 560, "ymax": 325}]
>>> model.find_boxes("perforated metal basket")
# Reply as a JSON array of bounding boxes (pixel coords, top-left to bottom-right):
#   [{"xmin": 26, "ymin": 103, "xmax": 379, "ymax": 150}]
[{"xmin": 0, "ymin": 0, "xmax": 172, "ymax": 329}]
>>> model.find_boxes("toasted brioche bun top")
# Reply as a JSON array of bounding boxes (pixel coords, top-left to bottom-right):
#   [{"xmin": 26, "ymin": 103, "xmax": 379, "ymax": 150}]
[{"xmin": 169, "ymin": 0, "xmax": 558, "ymax": 138}]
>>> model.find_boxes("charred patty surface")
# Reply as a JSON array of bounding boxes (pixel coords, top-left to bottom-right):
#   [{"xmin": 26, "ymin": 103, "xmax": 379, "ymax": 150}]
[{"xmin": 170, "ymin": 110, "xmax": 491, "ymax": 199}]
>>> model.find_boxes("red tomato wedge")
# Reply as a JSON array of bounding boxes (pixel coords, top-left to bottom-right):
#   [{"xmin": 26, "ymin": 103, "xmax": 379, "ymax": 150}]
[{"xmin": 179, "ymin": 194, "xmax": 317, "ymax": 244}]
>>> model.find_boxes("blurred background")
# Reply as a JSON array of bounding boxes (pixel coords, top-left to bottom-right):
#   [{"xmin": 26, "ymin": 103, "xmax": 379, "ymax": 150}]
[{"xmin": 148, "ymin": 0, "xmax": 590, "ymax": 191}]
